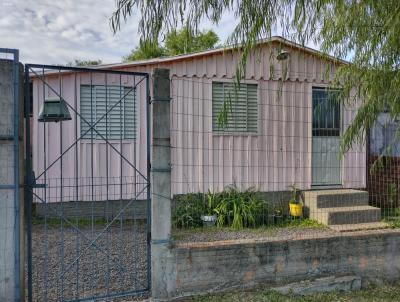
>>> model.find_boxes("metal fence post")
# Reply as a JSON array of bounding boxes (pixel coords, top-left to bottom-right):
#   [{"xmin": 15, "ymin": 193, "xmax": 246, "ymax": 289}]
[
  {"xmin": 151, "ymin": 68, "xmax": 176, "ymax": 300},
  {"xmin": 0, "ymin": 49, "xmax": 24, "ymax": 302}
]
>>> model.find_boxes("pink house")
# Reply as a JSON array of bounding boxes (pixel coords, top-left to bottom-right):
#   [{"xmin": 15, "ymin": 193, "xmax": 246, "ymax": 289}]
[{"xmin": 30, "ymin": 36, "xmax": 366, "ymax": 203}]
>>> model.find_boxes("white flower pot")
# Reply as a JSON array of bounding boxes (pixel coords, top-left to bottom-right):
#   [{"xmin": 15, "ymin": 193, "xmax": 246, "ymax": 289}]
[{"xmin": 201, "ymin": 215, "xmax": 217, "ymax": 227}]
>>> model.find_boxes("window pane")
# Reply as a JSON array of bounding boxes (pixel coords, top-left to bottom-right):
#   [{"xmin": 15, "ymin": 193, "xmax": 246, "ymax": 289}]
[
  {"xmin": 212, "ymin": 82, "xmax": 258, "ymax": 133},
  {"xmin": 80, "ymin": 85, "xmax": 136, "ymax": 139},
  {"xmin": 312, "ymin": 88, "xmax": 340, "ymax": 136}
]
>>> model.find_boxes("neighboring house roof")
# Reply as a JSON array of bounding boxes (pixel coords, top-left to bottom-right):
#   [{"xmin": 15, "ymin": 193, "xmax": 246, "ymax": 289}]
[{"xmin": 30, "ymin": 36, "xmax": 347, "ymax": 78}]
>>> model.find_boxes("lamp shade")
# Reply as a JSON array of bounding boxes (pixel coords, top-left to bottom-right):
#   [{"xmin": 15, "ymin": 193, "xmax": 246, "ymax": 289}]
[
  {"xmin": 38, "ymin": 97, "xmax": 71, "ymax": 122},
  {"xmin": 276, "ymin": 50, "xmax": 290, "ymax": 61}
]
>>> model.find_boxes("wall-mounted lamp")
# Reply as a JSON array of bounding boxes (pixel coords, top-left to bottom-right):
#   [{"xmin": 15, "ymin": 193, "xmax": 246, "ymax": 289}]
[
  {"xmin": 38, "ymin": 97, "xmax": 72, "ymax": 123},
  {"xmin": 276, "ymin": 50, "xmax": 290, "ymax": 61}
]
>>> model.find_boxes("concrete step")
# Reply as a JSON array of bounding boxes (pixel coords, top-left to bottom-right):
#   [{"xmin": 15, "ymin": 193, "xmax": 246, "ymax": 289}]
[
  {"xmin": 303, "ymin": 189, "xmax": 369, "ymax": 210},
  {"xmin": 309, "ymin": 205, "xmax": 381, "ymax": 225},
  {"xmin": 329, "ymin": 222, "xmax": 389, "ymax": 232}
]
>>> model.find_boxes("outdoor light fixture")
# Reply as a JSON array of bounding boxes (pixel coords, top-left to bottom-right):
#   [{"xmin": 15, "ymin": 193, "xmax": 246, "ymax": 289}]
[
  {"xmin": 276, "ymin": 50, "xmax": 290, "ymax": 61},
  {"xmin": 38, "ymin": 97, "xmax": 72, "ymax": 122}
]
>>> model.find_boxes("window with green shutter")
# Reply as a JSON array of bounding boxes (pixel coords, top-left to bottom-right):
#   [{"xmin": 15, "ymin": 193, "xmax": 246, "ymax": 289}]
[
  {"xmin": 212, "ymin": 82, "xmax": 258, "ymax": 133},
  {"xmin": 80, "ymin": 85, "xmax": 136, "ymax": 139}
]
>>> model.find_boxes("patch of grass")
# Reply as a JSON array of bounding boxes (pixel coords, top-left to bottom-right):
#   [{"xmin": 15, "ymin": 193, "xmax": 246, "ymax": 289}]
[
  {"xmin": 184, "ymin": 283, "xmax": 400, "ymax": 302},
  {"xmin": 381, "ymin": 207, "xmax": 400, "ymax": 228},
  {"xmin": 383, "ymin": 216, "xmax": 400, "ymax": 228},
  {"xmin": 241, "ymin": 218, "xmax": 326, "ymax": 234},
  {"xmin": 279, "ymin": 218, "xmax": 326, "ymax": 229}
]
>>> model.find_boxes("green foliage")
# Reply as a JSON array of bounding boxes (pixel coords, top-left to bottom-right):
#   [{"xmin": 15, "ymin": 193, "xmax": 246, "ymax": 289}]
[
  {"xmin": 388, "ymin": 182, "xmax": 398, "ymax": 205},
  {"xmin": 173, "ymin": 186, "xmax": 266, "ymax": 230},
  {"xmin": 284, "ymin": 218, "xmax": 324, "ymax": 229},
  {"xmin": 288, "ymin": 184, "xmax": 302, "ymax": 205},
  {"xmin": 67, "ymin": 59, "xmax": 102, "ymax": 67},
  {"xmin": 111, "ymin": 0, "xmax": 400, "ymax": 153},
  {"xmin": 124, "ymin": 27, "xmax": 219, "ymax": 61},
  {"xmin": 173, "ymin": 187, "xmax": 323, "ymax": 230},
  {"xmin": 164, "ymin": 27, "xmax": 219, "ymax": 55},
  {"xmin": 205, "ymin": 190, "xmax": 219, "ymax": 215},
  {"xmin": 173, "ymin": 193, "xmax": 205, "ymax": 228},
  {"xmin": 123, "ymin": 40, "xmax": 165, "ymax": 61},
  {"xmin": 213, "ymin": 186, "xmax": 264, "ymax": 230},
  {"xmin": 172, "ymin": 218, "xmax": 326, "ymax": 242},
  {"xmin": 216, "ymin": 92, "xmax": 233, "ymax": 129}
]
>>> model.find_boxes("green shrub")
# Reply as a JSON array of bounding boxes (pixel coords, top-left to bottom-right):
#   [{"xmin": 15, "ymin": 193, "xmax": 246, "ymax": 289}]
[
  {"xmin": 173, "ymin": 193, "xmax": 205, "ymax": 228},
  {"xmin": 214, "ymin": 185, "xmax": 264, "ymax": 229},
  {"xmin": 205, "ymin": 190, "xmax": 220, "ymax": 215},
  {"xmin": 173, "ymin": 187, "xmax": 273, "ymax": 230}
]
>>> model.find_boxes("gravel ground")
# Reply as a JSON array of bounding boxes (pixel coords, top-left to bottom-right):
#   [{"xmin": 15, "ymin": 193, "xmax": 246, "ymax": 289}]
[
  {"xmin": 29, "ymin": 224, "xmax": 149, "ymax": 302},
  {"xmin": 172, "ymin": 226, "xmax": 338, "ymax": 245}
]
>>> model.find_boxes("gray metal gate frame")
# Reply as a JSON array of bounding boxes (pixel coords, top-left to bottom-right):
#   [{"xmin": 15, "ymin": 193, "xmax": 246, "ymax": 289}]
[{"xmin": 25, "ymin": 64, "xmax": 151, "ymax": 302}]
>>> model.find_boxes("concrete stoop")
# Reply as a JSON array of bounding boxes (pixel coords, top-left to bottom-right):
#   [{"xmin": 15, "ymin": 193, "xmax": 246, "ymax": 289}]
[{"xmin": 303, "ymin": 189, "xmax": 389, "ymax": 232}]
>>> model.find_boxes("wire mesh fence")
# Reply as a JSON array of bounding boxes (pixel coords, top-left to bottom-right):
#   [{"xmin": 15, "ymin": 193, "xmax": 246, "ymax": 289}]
[
  {"xmin": 30, "ymin": 176, "xmax": 149, "ymax": 302},
  {"xmin": 169, "ymin": 76, "xmax": 399, "ymax": 243}
]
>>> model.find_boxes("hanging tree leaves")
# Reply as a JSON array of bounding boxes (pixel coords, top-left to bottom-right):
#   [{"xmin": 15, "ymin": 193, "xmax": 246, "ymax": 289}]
[{"xmin": 111, "ymin": 0, "xmax": 400, "ymax": 152}]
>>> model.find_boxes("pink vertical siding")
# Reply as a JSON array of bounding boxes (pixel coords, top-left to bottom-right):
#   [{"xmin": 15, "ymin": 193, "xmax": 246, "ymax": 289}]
[
  {"xmin": 32, "ymin": 70, "xmax": 149, "ymax": 202},
  {"xmin": 31, "ymin": 42, "xmax": 366, "ymax": 201}
]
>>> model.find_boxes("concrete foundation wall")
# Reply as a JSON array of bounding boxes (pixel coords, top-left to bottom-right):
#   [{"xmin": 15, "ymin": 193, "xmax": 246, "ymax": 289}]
[{"xmin": 166, "ymin": 230, "xmax": 400, "ymax": 299}]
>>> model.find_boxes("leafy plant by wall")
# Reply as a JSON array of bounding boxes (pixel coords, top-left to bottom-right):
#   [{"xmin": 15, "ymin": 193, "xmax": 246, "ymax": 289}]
[
  {"xmin": 173, "ymin": 193, "xmax": 205, "ymax": 228},
  {"xmin": 214, "ymin": 185, "xmax": 264, "ymax": 229},
  {"xmin": 173, "ymin": 186, "xmax": 269, "ymax": 230}
]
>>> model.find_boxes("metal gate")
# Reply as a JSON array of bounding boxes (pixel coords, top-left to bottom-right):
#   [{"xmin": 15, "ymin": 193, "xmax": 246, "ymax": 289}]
[{"xmin": 25, "ymin": 64, "xmax": 151, "ymax": 301}]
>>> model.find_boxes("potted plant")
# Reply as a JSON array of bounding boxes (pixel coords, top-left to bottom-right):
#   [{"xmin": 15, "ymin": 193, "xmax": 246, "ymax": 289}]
[
  {"xmin": 272, "ymin": 207, "xmax": 284, "ymax": 224},
  {"xmin": 201, "ymin": 190, "xmax": 218, "ymax": 227},
  {"xmin": 288, "ymin": 185, "xmax": 303, "ymax": 217}
]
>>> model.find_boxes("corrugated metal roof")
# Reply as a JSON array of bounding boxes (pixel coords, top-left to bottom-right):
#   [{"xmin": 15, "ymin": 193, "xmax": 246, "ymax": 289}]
[
  {"xmin": 99, "ymin": 36, "xmax": 348, "ymax": 68},
  {"xmin": 30, "ymin": 36, "xmax": 348, "ymax": 78}
]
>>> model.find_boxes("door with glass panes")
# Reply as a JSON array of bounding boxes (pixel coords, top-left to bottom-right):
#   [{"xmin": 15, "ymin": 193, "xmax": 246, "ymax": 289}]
[{"xmin": 311, "ymin": 87, "xmax": 341, "ymax": 186}]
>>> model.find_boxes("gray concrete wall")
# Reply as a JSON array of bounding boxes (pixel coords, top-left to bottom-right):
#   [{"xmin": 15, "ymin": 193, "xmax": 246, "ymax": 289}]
[
  {"xmin": 163, "ymin": 230, "xmax": 400, "ymax": 300},
  {"xmin": 34, "ymin": 199, "xmax": 147, "ymax": 220},
  {"xmin": 0, "ymin": 58, "xmax": 24, "ymax": 301}
]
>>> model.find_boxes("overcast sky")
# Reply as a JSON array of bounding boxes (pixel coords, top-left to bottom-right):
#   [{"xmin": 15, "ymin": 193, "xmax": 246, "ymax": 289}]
[{"xmin": 0, "ymin": 0, "xmax": 236, "ymax": 65}]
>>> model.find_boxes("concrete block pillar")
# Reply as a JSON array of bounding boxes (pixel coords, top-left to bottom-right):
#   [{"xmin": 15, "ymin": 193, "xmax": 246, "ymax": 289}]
[
  {"xmin": 151, "ymin": 68, "xmax": 176, "ymax": 301},
  {"xmin": 0, "ymin": 54, "xmax": 24, "ymax": 301}
]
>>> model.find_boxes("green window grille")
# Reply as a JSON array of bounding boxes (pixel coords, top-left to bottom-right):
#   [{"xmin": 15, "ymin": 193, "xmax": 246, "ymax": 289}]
[
  {"xmin": 212, "ymin": 82, "xmax": 258, "ymax": 133},
  {"xmin": 80, "ymin": 85, "xmax": 136, "ymax": 139}
]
